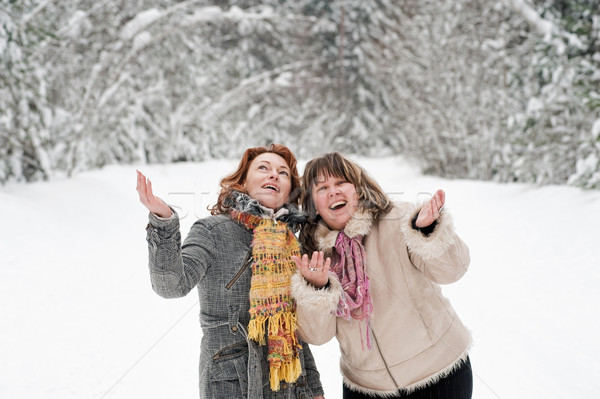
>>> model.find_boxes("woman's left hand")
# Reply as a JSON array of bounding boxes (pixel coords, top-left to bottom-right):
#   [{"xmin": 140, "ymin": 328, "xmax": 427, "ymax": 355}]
[
  {"xmin": 415, "ymin": 189, "xmax": 445, "ymax": 228},
  {"xmin": 292, "ymin": 251, "xmax": 331, "ymax": 289}
]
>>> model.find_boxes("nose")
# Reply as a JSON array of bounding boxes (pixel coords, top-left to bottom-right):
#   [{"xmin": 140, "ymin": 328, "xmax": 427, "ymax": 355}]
[{"xmin": 268, "ymin": 168, "xmax": 279, "ymax": 180}]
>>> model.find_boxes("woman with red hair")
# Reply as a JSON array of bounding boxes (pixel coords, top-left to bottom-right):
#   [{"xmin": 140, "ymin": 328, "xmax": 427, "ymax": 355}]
[{"xmin": 136, "ymin": 144, "xmax": 325, "ymax": 399}]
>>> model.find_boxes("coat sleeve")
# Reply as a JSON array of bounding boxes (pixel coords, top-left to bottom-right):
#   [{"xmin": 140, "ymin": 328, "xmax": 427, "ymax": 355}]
[
  {"xmin": 291, "ymin": 271, "xmax": 342, "ymax": 345},
  {"xmin": 299, "ymin": 341, "xmax": 325, "ymax": 397},
  {"xmin": 399, "ymin": 203, "xmax": 470, "ymax": 285},
  {"xmin": 145, "ymin": 211, "xmax": 215, "ymax": 298}
]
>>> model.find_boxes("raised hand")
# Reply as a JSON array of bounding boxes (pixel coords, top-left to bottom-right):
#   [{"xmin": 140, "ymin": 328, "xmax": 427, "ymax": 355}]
[
  {"xmin": 292, "ymin": 251, "xmax": 331, "ymax": 289},
  {"xmin": 415, "ymin": 189, "xmax": 445, "ymax": 228},
  {"xmin": 136, "ymin": 170, "xmax": 173, "ymax": 218}
]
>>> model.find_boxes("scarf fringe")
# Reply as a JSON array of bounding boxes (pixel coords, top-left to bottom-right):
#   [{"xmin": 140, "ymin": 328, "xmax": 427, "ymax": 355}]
[
  {"xmin": 247, "ymin": 315, "xmax": 267, "ymax": 344},
  {"xmin": 246, "ymin": 312, "xmax": 299, "ymax": 345},
  {"xmin": 269, "ymin": 355, "xmax": 302, "ymax": 391},
  {"xmin": 248, "ymin": 311, "xmax": 301, "ymax": 391}
]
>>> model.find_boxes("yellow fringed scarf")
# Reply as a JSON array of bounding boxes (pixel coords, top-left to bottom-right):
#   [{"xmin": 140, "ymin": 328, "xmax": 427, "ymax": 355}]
[{"xmin": 230, "ymin": 209, "xmax": 302, "ymax": 391}]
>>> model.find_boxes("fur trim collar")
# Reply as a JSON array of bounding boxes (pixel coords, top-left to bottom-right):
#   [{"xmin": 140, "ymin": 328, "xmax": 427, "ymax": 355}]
[
  {"xmin": 224, "ymin": 191, "xmax": 306, "ymax": 232},
  {"xmin": 315, "ymin": 209, "xmax": 373, "ymax": 255}
]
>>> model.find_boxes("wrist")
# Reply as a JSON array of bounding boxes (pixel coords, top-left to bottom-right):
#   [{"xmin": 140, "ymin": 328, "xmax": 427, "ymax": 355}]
[
  {"xmin": 153, "ymin": 206, "xmax": 173, "ymax": 219},
  {"xmin": 311, "ymin": 279, "xmax": 330, "ymax": 290}
]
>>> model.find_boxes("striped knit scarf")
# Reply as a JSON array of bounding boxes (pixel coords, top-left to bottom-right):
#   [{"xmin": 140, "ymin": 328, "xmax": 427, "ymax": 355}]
[{"xmin": 229, "ymin": 207, "xmax": 302, "ymax": 391}]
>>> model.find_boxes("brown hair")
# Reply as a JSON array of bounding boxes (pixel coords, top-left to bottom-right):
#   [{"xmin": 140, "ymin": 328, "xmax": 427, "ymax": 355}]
[
  {"xmin": 299, "ymin": 152, "xmax": 393, "ymax": 253},
  {"xmin": 209, "ymin": 144, "xmax": 301, "ymax": 215}
]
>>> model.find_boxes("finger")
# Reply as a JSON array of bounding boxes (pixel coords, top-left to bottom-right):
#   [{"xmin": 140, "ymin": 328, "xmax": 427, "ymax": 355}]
[
  {"xmin": 432, "ymin": 196, "xmax": 440, "ymax": 216},
  {"xmin": 434, "ymin": 192, "xmax": 442, "ymax": 211},
  {"xmin": 301, "ymin": 254, "xmax": 310, "ymax": 271},
  {"xmin": 136, "ymin": 170, "xmax": 141, "ymax": 191},
  {"xmin": 147, "ymin": 178, "xmax": 154, "ymax": 198},
  {"xmin": 432, "ymin": 189, "xmax": 444, "ymax": 210},
  {"xmin": 138, "ymin": 173, "xmax": 149, "ymax": 204},
  {"xmin": 310, "ymin": 251, "xmax": 319, "ymax": 267},
  {"xmin": 291, "ymin": 255, "xmax": 303, "ymax": 269},
  {"xmin": 428, "ymin": 198, "xmax": 437, "ymax": 218},
  {"xmin": 147, "ymin": 179, "xmax": 160, "ymax": 205},
  {"xmin": 323, "ymin": 257, "xmax": 331, "ymax": 272},
  {"xmin": 137, "ymin": 170, "xmax": 148, "ymax": 191},
  {"xmin": 293, "ymin": 256, "xmax": 311, "ymax": 279},
  {"xmin": 317, "ymin": 251, "xmax": 324, "ymax": 267}
]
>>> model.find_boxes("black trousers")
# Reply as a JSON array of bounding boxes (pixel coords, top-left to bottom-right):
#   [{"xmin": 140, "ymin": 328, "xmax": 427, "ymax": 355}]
[{"xmin": 343, "ymin": 357, "xmax": 473, "ymax": 399}]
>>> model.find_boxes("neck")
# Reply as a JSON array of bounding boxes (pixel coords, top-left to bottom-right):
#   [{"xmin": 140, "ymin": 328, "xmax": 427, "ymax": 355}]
[{"xmin": 316, "ymin": 209, "xmax": 373, "ymax": 253}]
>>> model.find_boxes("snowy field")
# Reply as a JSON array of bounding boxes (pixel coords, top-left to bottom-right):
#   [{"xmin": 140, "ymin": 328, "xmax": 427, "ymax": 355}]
[{"xmin": 2, "ymin": 156, "xmax": 600, "ymax": 399}]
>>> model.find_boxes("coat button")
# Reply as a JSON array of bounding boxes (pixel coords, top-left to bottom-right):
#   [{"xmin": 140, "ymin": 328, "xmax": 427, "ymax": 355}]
[
  {"xmin": 232, "ymin": 326, "xmax": 238, "ymax": 332},
  {"xmin": 281, "ymin": 383, "xmax": 287, "ymax": 389}
]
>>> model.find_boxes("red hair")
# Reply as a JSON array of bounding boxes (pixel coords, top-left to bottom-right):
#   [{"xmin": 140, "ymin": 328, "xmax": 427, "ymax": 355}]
[{"xmin": 209, "ymin": 144, "xmax": 301, "ymax": 215}]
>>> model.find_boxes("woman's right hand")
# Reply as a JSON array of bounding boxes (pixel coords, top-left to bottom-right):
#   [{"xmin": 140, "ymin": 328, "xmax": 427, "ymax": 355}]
[
  {"xmin": 292, "ymin": 251, "xmax": 331, "ymax": 289},
  {"xmin": 136, "ymin": 170, "xmax": 173, "ymax": 218}
]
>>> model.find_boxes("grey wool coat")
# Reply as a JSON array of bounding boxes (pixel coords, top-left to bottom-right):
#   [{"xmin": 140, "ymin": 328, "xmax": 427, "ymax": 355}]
[{"xmin": 145, "ymin": 193, "xmax": 324, "ymax": 399}]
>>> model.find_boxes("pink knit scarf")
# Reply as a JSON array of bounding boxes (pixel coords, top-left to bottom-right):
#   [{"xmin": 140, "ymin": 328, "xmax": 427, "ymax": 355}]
[{"xmin": 331, "ymin": 230, "xmax": 373, "ymax": 350}]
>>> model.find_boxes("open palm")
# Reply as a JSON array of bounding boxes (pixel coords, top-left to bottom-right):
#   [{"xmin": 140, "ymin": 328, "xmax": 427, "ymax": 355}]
[{"xmin": 136, "ymin": 170, "xmax": 172, "ymax": 218}]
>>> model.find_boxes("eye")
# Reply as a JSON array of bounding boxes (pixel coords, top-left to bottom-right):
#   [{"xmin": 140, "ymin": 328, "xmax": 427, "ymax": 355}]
[
  {"xmin": 258, "ymin": 165, "xmax": 267, "ymax": 170},
  {"xmin": 279, "ymin": 170, "xmax": 289, "ymax": 177}
]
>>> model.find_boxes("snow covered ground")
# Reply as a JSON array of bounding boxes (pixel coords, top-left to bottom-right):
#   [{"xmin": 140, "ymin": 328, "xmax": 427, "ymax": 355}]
[{"xmin": 2, "ymin": 156, "xmax": 599, "ymax": 399}]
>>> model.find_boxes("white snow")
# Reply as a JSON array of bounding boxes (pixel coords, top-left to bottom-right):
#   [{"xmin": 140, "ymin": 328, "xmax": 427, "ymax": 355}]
[
  {"xmin": 503, "ymin": 0, "xmax": 555, "ymax": 37},
  {"xmin": 592, "ymin": 118, "xmax": 600, "ymax": 138},
  {"xmin": 120, "ymin": 8, "xmax": 162, "ymax": 40},
  {"xmin": 2, "ymin": 157, "xmax": 599, "ymax": 398}
]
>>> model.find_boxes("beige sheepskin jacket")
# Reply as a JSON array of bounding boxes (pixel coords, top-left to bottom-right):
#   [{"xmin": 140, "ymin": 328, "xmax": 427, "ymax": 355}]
[{"xmin": 291, "ymin": 202, "xmax": 472, "ymax": 396}]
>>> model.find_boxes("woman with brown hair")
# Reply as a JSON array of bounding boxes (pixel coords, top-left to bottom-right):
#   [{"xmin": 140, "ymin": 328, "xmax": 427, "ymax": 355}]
[
  {"xmin": 291, "ymin": 152, "xmax": 472, "ymax": 399},
  {"xmin": 136, "ymin": 144, "xmax": 325, "ymax": 399}
]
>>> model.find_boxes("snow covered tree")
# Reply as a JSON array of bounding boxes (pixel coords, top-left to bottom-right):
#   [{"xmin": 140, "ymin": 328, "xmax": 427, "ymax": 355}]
[
  {"xmin": 500, "ymin": 0, "xmax": 600, "ymax": 185},
  {"xmin": 1, "ymin": 0, "xmax": 598, "ymax": 189},
  {"xmin": 0, "ymin": 1, "xmax": 53, "ymax": 182}
]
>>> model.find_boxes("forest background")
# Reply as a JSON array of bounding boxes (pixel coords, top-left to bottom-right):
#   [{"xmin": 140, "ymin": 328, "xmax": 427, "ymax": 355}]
[{"xmin": 1, "ymin": 0, "xmax": 599, "ymax": 189}]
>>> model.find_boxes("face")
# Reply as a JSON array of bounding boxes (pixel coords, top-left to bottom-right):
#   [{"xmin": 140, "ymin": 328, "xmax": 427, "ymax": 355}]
[
  {"xmin": 243, "ymin": 152, "xmax": 292, "ymax": 211},
  {"xmin": 312, "ymin": 174, "xmax": 359, "ymax": 231}
]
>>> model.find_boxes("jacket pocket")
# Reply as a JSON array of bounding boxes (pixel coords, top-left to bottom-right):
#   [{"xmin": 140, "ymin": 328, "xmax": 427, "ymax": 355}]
[
  {"xmin": 226, "ymin": 250, "xmax": 253, "ymax": 290},
  {"xmin": 208, "ymin": 342, "xmax": 249, "ymax": 398}
]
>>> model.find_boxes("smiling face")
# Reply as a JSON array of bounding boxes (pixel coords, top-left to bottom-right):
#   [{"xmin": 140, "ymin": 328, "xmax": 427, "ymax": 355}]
[
  {"xmin": 312, "ymin": 173, "xmax": 359, "ymax": 231},
  {"xmin": 243, "ymin": 152, "xmax": 292, "ymax": 211}
]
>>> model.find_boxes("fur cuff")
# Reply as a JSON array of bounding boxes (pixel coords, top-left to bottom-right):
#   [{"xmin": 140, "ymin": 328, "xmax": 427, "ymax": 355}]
[
  {"xmin": 291, "ymin": 271, "xmax": 342, "ymax": 313},
  {"xmin": 399, "ymin": 203, "xmax": 459, "ymax": 260}
]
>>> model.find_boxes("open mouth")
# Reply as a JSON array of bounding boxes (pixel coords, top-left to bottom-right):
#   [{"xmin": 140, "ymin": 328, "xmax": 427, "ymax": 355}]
[
  {"xmin": 329, "ymin": 200, "xmax": 347, "ymax": 210},
  {"xmin": 262, "ymin": 184, "xmax": 279, "ymax": 192}
]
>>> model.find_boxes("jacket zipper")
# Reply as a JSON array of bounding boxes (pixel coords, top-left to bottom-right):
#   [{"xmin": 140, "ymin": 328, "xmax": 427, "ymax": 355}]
[
  {"xmin": 225, "ymin": 250, "xmax": 253, "ymax": 290},
  {"xmin": 369, "ymin": 322, "xmax": 401, "ymax": 389}
]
